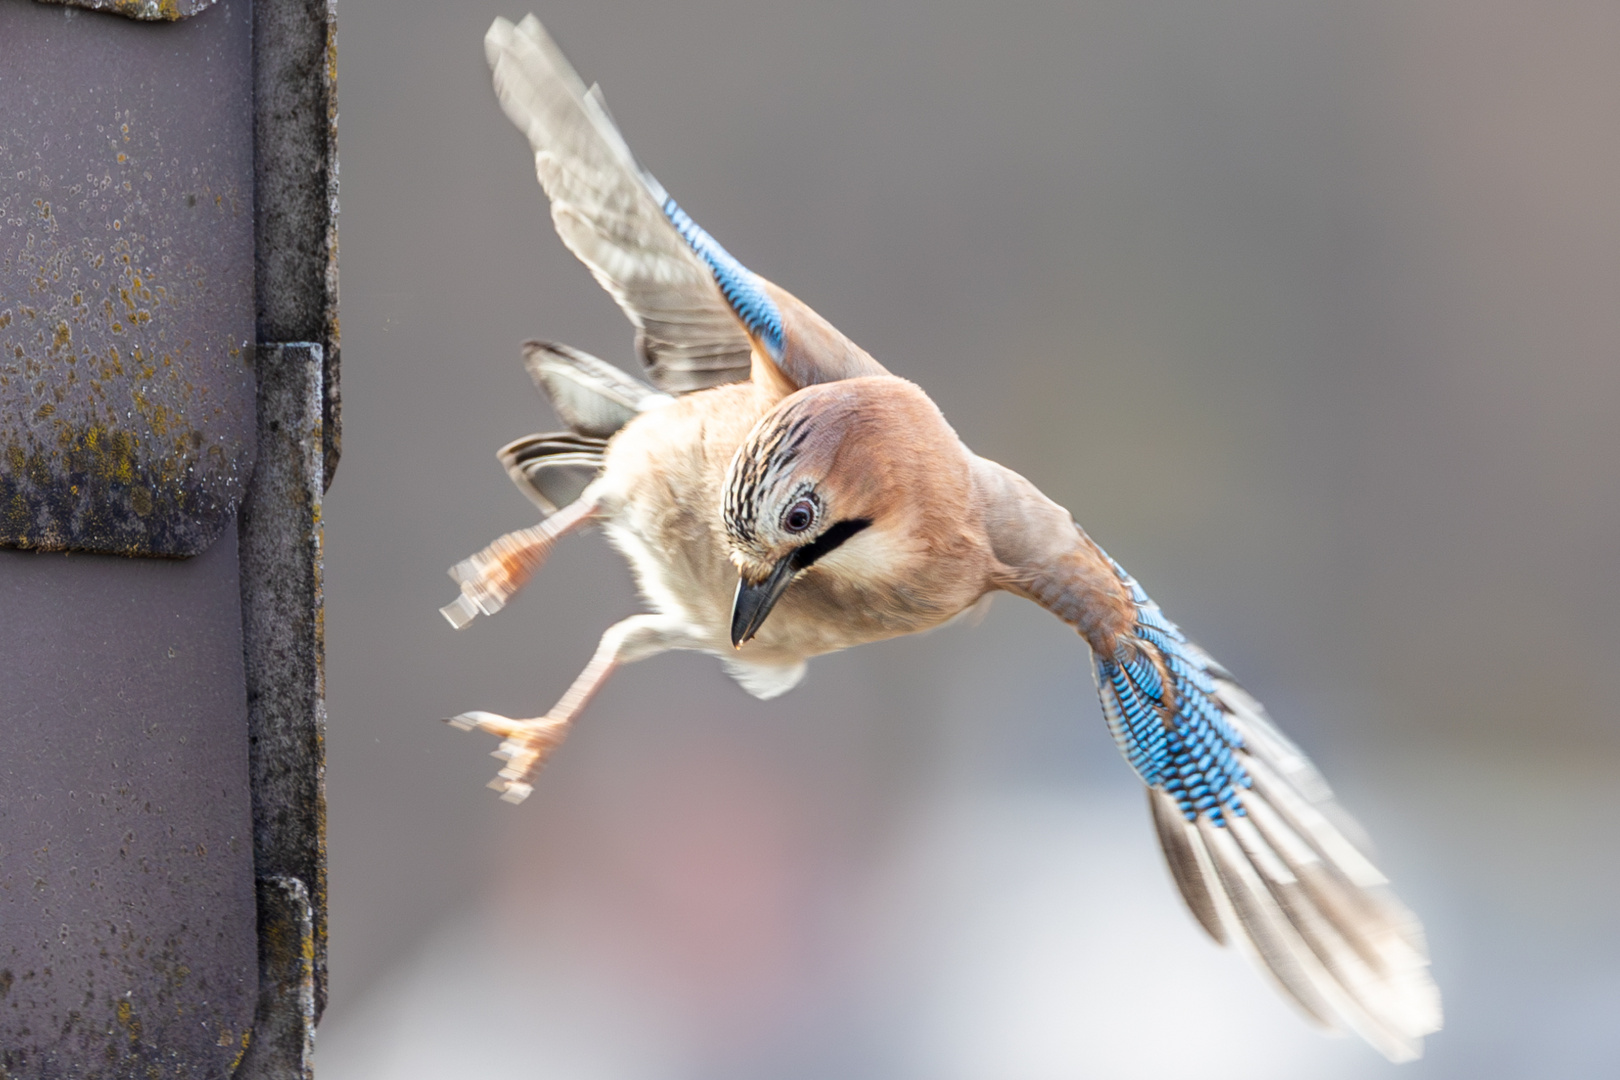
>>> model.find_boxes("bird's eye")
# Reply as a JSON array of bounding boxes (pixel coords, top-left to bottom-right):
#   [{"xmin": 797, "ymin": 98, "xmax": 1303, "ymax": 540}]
[{"xmin": 782, "ymin": 499, "xmax": 816, "ymax": 534}]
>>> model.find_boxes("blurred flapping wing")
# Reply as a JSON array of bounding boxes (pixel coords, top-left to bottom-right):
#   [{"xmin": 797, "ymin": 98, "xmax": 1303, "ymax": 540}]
[
  {"xmin": 486, "ymin": 15, "xmax": 754, "ymax": 392},
  {"xmin": 485, "ymin": 16, "xmax": 886, "ymax": 395}
]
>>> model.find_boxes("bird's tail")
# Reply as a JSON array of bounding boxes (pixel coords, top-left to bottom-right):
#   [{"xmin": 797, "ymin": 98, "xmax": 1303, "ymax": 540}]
[
  {"xmin": 1095, "ymin": 571, "xmax": 1442, "ymax": 1062},
  {"xmin": 496, "ymin": 430, "xmax": 606, "ymax": 515},
  {"xmin": 522, "ymin": 340, "xmax": 672, "ymax": 439},
  {"xmin": 495, "ymin": 341, "xmax": 674, "ymax": 514}
]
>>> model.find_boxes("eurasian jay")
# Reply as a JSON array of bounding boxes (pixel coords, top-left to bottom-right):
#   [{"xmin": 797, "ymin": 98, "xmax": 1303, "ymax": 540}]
[{"xmin": 440, "ymin": 15, "xmax": 1442, "ymax": 1060}]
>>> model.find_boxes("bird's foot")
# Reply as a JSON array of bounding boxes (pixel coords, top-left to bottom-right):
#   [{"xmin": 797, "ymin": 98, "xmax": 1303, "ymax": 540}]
[
  {"xmin": 439, "ymin": 503, "xmax": 599, "ymax": 629},
  {"xmin": 444, "ymin": 710, "xmax": 571, "ymax": 804},
  {"xmin": 440, "ymin": 549, "xmax": 520, "ymax": 627}
]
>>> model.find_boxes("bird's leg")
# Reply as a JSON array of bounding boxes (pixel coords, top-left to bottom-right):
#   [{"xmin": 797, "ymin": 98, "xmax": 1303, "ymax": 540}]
[
  {"xmin": 440, "ymin": 496, "xmax": 598, "ymax": 628},
  {"xmin": 446, "ymin": 614, "xmax": 701, "ymax": 803}
]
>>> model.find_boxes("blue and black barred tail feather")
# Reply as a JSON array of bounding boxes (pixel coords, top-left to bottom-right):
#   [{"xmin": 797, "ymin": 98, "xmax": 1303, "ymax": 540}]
[
  {"xmin": 497, "ymin": 431, "xmax": 607, "ymax": 515},
  {"xmin": 1096, "ymin": 568, "xmax": 1442, "ymax": 1063},
  {"xmin": 522, "ymin": 341, "xmax": 673, "ymax": 439}
]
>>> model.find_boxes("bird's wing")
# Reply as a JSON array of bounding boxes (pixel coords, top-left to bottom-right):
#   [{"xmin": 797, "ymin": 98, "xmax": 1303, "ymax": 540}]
[
  {"xmin": 977, "ymin": 461, "xmax": 1441, "ymax": 1062},
  {"xmin": 485, "ymin": 16, "xmax": 885, "ymax": 395},
  {"xmin": 1096, "ymin": 563, "xmax": 1441, "ymax": 1062}
]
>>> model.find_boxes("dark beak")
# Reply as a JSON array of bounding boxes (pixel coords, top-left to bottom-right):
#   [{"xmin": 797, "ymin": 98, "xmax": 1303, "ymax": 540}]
[{"xmin": 730, "ymin": 558, "xmax": 798, "ymax": 647}]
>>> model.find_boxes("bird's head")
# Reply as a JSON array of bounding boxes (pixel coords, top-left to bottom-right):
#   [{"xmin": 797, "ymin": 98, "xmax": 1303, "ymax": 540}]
[{"xmin": 722, "ymin": 375, "xmax": 968, "ymax": 646}]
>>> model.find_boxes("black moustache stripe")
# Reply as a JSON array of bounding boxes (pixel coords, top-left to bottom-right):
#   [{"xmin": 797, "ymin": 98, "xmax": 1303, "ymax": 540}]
[{"xmin": 790, "ymin": 518, "xmax": 872, "ymax": 572}]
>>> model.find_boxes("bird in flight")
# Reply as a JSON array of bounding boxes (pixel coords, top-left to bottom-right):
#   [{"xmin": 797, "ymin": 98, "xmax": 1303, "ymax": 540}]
[{"xmin": 441, "ymin": 14, "xmax": 1441, "ymax": 1061}]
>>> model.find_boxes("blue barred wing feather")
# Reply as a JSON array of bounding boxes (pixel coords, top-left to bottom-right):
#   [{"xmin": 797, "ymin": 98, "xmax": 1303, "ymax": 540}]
[
  {"xmin": 1094, "ymin": 567, "xmax": 1252, "ymax": 827},
  {"xmin": 1091, "ymin": 558, "xmax": 1442, "ymax": 1062},
  {"xmin": 661, "ymin": 199, "xmax": 785, "ymax": 361}
]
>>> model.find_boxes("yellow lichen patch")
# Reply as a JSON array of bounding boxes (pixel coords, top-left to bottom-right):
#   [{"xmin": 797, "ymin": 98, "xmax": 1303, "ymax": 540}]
[
  {"xmin": 2, "ymin": 105, "xmax": 255, "ymax": 558},
  {"xmin": 327, "ymin": 20, "xmax": 339, "ymax": 88},
  {"xmin": 114, "ymin": 997, "xmax": 143, "ymax": 1042},
  {"xmin": 227, "ymin": 1026, "xmax": 251, "ymax": 1071}
]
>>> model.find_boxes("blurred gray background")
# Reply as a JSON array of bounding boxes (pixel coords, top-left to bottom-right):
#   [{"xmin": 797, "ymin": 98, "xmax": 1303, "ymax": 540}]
[{"xmin": 314, "ymin": 1, "xmax": 1619, "ymax": 1076}]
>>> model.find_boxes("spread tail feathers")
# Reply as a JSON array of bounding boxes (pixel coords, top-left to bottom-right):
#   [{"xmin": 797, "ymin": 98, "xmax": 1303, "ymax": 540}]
[
  {"xmin": 500, "ymin": 342, "xmax": 672, "ymax": 513},
  {"xmin": 523, "ymin": 341, "xmax": 671, "ymax": 438},
  {"xmin": 497, "ymin": 431, "xmax": 606, "ymax": 514}
]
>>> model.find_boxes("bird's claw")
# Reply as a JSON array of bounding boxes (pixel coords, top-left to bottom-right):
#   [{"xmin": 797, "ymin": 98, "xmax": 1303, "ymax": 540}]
[
  {"xmin": 440, "ymin": 591, "xmax": 483, "ymax": 629},
  {"xmin": 439, "ymin": 555, "xmax": 512, "ymax": 629},
  {"xmin": 445, "ymin": 711, "xmax": 570, "ymax": 801},
  {"xmin": 497, "ymin": 781, "xmax": 534, "ymax": 805},
  {"xmin": 439, "ymin": 523, "xmax": 565, "ymax": 630},
  {"xmin": 444, "ymin": 710, "xmax": 487, "ymax": 732}
]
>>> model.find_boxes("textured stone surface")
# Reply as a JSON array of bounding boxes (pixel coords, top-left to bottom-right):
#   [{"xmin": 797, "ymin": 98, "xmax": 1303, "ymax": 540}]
[
  {"xmin": 0, "ymin": 0, "xmax": 256, "ymax": 557},
  {"xmin": 0, "ymin": 1, "xmax": 334, "ymax": 1073},
  {"xmin": 237, "ymin": 343, "xmax": 328, "ymax": 1032},
  {"xmin": 0, "ymin": 534, "xmax": 258, "ymax": 1077},
  {"xmin": 235, "ymin": 877, "xmax": 315, "ymax": 1080},
  {"xmin": 33, "ymin": 0, "xmax": 217, "ymax": 22},
  {"xmin": 255, "ymin": 0, "xmax": 341, "ymax": 492}
]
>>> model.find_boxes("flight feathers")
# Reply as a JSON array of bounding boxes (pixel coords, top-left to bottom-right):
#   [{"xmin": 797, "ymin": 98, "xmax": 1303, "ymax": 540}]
[
  {"xmin": 485, "ymin": 15, "xmax": 887, "ymax": 397},
  {"xmin": 523, "ymin": 341, "xmax": 671, "ymax": 438},
  {"xmin": 1145, "ymin": 661, "xmax": 1442, "ymax": 1062},
  {"xmin": 485, "ymin": 15, "xmax": 756, "ymax": 392}
]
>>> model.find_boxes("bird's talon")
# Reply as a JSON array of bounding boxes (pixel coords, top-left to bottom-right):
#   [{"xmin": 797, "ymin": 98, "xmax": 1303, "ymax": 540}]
[
  {"xmin": 499, "ymin": 782, "xmax": 534, "ymax": 805},
  {"xmin": 447, "ymin": 710, "xmax": 513, "ymax": 735},
  {"xmin": 447, "ymin": 710, "xmax": 569, "ymax": 796},
  {"xmin": 440, "ymin": 592, "xmax": 481, "ymax": 629},
  {"xmin": 443, "ymin": 553, "xmax": 519, "ymax": 621}
]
